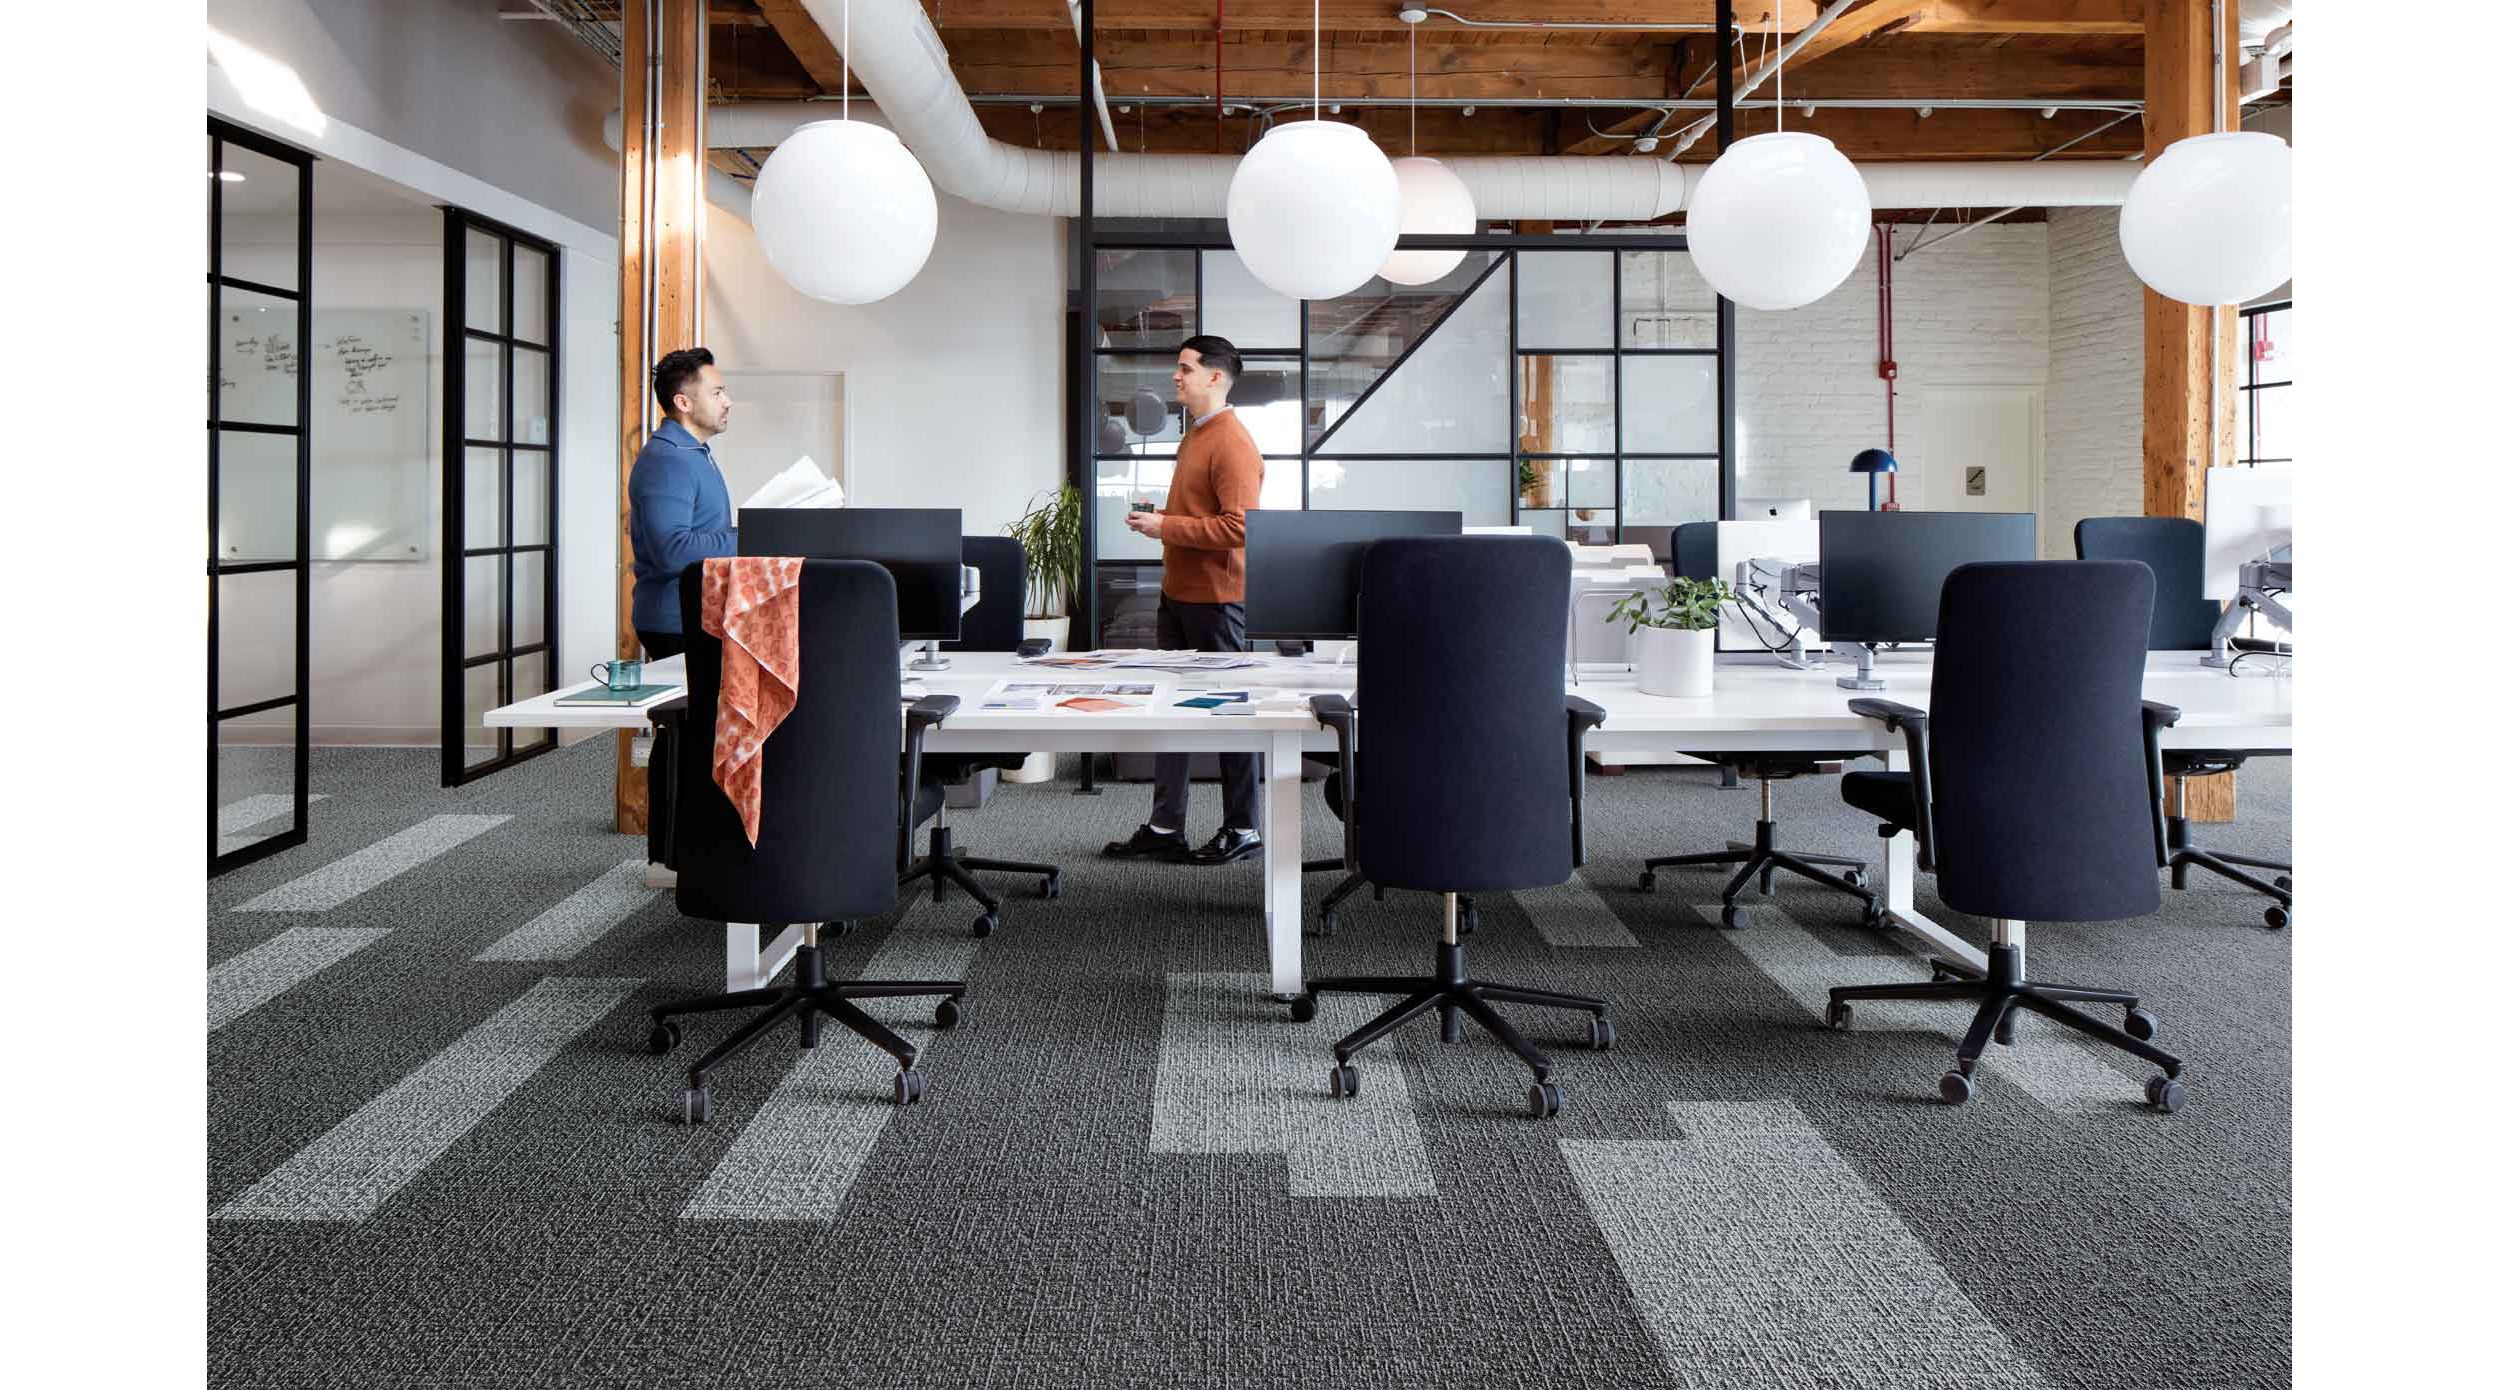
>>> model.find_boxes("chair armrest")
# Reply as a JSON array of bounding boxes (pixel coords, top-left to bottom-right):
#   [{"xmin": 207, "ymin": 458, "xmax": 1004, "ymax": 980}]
[
  {"xmin": 900, "ymin": 694, "xmax": 960, "ymax": 867},
  {"xmin": 1016, "ymin": 637, "xmax": 1053, "ymax": 658},
  {"xmin": 1309, "ymin": 693, "xmax": 1357, "ymax": 858},
  {"xmin": 1565, "ymin": 696, "xmax": 1607, "ymax": 867},
  {"xmin": 2142, "ymin": 700, "xmax": 2181, "ymax": 867},
  {"xmin": 1849, "ymin": 698, "xmax": 1936, "ymax": 871}
]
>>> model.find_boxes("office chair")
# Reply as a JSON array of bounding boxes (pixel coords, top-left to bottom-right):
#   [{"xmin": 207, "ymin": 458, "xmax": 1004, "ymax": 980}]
[
  {"xmin": 2075, "ymin": 516, "xmax": 2291, "ymax": 928},
  {"xmin": 902, "ymin": 535, "xmax": 1065, "ymax": 937},
  {"xmin": 1824, "ymin": 561, "xmax": 2188, "ymax": 1112},
  {"xmin": 647, "ymin": 560, "xmax": 969, "ymax": 1124},
  {"xmin": 1635, "ymin": 521, "xmax": 1882, "ymax": 930},
  {"xmin": 1287, "ymin": 536, "xmax": 1612, "ymax": 1119}
]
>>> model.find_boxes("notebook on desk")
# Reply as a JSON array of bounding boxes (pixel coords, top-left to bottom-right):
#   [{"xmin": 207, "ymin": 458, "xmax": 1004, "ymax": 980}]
[{"xmin": 553, "ymin": 684, "xmax": 682, "ymax": 708}]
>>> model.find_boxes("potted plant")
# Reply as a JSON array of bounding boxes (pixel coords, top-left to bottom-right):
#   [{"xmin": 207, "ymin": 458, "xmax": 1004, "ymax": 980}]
[
  {"xmin": 1608, "ymin": 576, "xmax": 1732, "ymax": 698},
  {"xmin": 1518, "ymin": 457, "xmax": 1558, "ymax": 510},
  {"xmin": 1001, "ymin": 483, "xmax": 1082, "ymax": 781}
]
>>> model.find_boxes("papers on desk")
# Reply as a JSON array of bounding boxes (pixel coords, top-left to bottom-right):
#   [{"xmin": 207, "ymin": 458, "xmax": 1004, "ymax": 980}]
[
  {"xmin": 554, "ymin": 683, "xmax": 681, "ymax": 708},
  {"xmin": 1021, "ymin": 649, "xmax": 1264, "ymax": 672},
  {"xmin": 979, "ymin": 679, "xmax": 1154, "ymax": 712},
  {"xmin": 741, "ymin": 456, "xmax": 844, "ymax": 512}
]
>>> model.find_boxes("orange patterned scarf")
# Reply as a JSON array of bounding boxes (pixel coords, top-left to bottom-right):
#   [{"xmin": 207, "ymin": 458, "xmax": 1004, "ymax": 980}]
[{"xmin": 699, "ymin": 556, "xmax": 805, "ymax": 846}]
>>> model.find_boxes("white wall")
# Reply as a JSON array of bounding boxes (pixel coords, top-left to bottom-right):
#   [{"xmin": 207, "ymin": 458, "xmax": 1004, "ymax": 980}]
[
  {"xmin": 702, "ymin": 195, "xmax": 1068, "ymax": 539},
  {"xmin": 2042, "ymin": 207, "xmax": 2146, "ymax": 558}
]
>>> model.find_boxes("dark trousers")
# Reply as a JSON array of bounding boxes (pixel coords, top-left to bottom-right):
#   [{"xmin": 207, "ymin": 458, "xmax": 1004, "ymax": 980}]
[
  {"xmin": 1152, "ymin": 596, "xmax": 1261, "ymax": 835},
  {"xmin": 636, "ymin": 630, "xmax": 687, "ymax": 864}
]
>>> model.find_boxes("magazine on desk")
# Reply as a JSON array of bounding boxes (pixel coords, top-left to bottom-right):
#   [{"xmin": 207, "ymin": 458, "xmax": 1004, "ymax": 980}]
[{"xmin": 1019, "ymin": 649, "xmax": 1264, "ymax": 672}]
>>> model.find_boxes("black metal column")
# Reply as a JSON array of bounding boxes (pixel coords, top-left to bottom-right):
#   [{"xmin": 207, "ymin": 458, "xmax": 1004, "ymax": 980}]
[{"xmin": 1715, "ymin": 0, "xmax": 1738, "ymax": 521}]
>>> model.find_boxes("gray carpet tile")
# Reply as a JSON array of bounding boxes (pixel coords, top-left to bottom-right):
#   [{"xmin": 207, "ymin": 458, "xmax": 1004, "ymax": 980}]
[{"xmin": 209, "ymin": 743, "xmax": 2292, "ymax": 1389}]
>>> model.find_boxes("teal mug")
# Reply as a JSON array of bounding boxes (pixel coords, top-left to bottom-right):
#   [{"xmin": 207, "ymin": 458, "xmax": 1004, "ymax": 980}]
[{"xmin": 591, "ymin": 659, "xmax": 642, "ymax": 691}]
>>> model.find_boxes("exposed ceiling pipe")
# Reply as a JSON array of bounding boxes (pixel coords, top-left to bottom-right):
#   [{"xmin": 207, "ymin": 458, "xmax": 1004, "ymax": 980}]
[
  {"xmin": 2241, "ymin": 21, "xmax": 2292, "ymax": 105},
  {"xmin": 1398, "ymin": 6, "xmax": 1719, "ymax": 32},
  {"xmin": 1064, "ymin": 0, "xmax": 1119, "ymax": 152}
]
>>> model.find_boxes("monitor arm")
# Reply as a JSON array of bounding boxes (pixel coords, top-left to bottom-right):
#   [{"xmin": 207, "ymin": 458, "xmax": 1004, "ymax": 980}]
[{"xmin": 2202, "ymin": 542, "xmax": 2293, "ymax": 670}]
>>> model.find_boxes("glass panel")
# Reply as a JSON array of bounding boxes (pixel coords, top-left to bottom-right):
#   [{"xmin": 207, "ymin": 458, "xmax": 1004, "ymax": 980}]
[
  {"xmin": 1096, "ymin": 248, "xmax": 1195, "ymax": 349},
  {"xmin": 465, "ymin": 228, "xmax": 503, "ymax": 333},
  {"xmin": 216, "ymin": 429, "xmax": 299, "ymax": 563},
  {"xmin": 465, "ymin": 338, "xmax": 505, "ymax": 440},
  {"xmin": 512, "ymin": 244, "xmax": 550, "ymax": 344},
  {"xmin": 1564, "ymin": 456, "xmax": 1616, "ymax": 512},
  {"xmin": 513, "ymin": 346, "xmax": 552, "ymax": 446},
  {"xmin": 1226, "ymin": 359, "xmax": 1304, "ymax": 455},
  {"xmin": 463, "ymin": 662, "xmax": 502, "ymax": 768},
  {"xmin": 1521, "ymin": 509, "xmax": 1566, "ymax": 539},
  {"xmin": 1202, "ymin": 250, "xmax": 1299, "ymax": 350},
  {"xmin": 216, "ymin": 143, "xmax": 300, "ymax": 291},
  {"xmin": 2249, "ymin": 386, "xmax": 2295, "ymax": 461},
  {"xmin": 1259, "ymin": 457, "xmax": 1304, "ymax": 514},
  {"xmin": 1622, "ymin": 356, "xmax": 1718, "ymax": 454},
  {"xmin": 464, "ymin": 447, "xmax": 504, "ymax": 549},
  {"xmin": 1313, "ymin": 254, "xmax": 1508, "ymax": 455},
  {"xmin": 1308, "ymin": 458, "xmax": 1510, "ymax": 527},
  {"xmin": 465, "ymin": 555, "xmax": 505, "ymax": 660},
  {"xmin": 217, "ymin": 287, "xmax": 304, "ymax": 427},
  {"xmin": 1623, "ymin": 457, "xmax": 1720, "ymax": 527},
  {"xmin": 1517, "ymin": 252, "xmax": 1611, "ymax": 351},
  {"xmin": 1094, "ymin": 354, "xmax": 1187, "ymax": 452},
  {"xmin": 216, "ymin": 570, "xmax": 297, "ymax": 711},
  {"xmin": 1093, "ymin": 564, "xmax": 1166, "ymax": 649},
  {"xmin": 1517, "ymin": 355, "xmax": 1614, "ymax": 455},
  {"xmin": 1620, "ymin": 251, "xmax": 1716, "ymax": 348},
  {"xmin": 215, "ymin": 725, "xmax": 299, "ymax": 856},
  {"xmin": 1518, "ymin": 458, "xmax": 1563, "ymax": 511},
  {"xmin": 514, "ymin": 555, "xmax": 546, "ymax": 648},
  {"xmin": 513, "ymin": 451, "xmax": 549, "ymax": 546},
  {"xmin": 510, "ymin": 652, "xmax": 553, "ymax": 753},
  {"xmin": 2249, "ymin": 306, "xmax": 2289, "ymax": 386},
  {"xmin": 1093, "ymin": 453, "xmax": 1175, "ymax": 562},
  {"xmin": 1564, "ymin": 508, "xmax": 1618, "ymax": 545}
]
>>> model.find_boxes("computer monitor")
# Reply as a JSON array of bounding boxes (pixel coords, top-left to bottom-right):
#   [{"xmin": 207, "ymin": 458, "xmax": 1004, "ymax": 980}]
[
  {"xmin": 1817, "ymin": 510, "xmax": 2038, "ymax": 644},
  {"xmin": 2202, "ymin": 463, "xmax": 2292, "ymax": 600},
  {"xmin": 1734, "ymin": 497, "xmax": 1814, "ymax": 521},
  {"xmin": 1245, "ymin": 509, "xmax": 1463, "ymax": 641},
  {"xmin": 738, "ymin": 507, "xmax": 964, "ymax": 643}
]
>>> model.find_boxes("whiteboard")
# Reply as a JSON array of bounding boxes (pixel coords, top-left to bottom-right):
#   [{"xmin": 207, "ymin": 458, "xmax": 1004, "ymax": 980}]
[{"xmin": 218, "ymin": 307, "xmax": 431, "ymax": 562}]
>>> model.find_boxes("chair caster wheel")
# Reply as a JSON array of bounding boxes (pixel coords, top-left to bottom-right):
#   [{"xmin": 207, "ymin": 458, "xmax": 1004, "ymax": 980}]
[
  {"xmin": 1315, "ymin": 909, "xmax": 1337, "ymax": 938},
  {"xmin": 1328, "ymin": 1064, "xmax": 1359, "ymax": 1099},
  {"xmin": 2273, "ymin": 874, "xmax": 2291, "ymax": 891},
  {"xmin": 1824, "ymin": 1001, "xmax": 1852, "ymax": 1032},
  {"xmin": 1842, "ymin": 869, "xmax": 1867, "ymax": 889},
  {"xmin": 1527, "ymin": 1080, "xmax": 1563, "ymax": 1119},
  {"xmin": 934, "ymin": 995, "xmax": 966, "ymax": 1030},
  {"xmin": 1862, "ymin": 904, "xmax": 1894, "ymax": 932},
  {"xmin": 1586, "ymin": 1018, "xmax": 1616, "ymax": 1051},
  {"xmin": 2124, "ymin": 1008, "xmax": 2157, "ymax": 1041},
  {"xmin": 1720, "ymin": 903, "xmax": 1751, "ymax": 930},
  {"xmin": 826, "ymin": 920, "xmax": 854, "ymax": 938},
  {"xmin": 678, "ymin": 1086, "xmax": 711, "ymax": 1125},
  {"xmin": 1038, "ymin": 874, "xmax": 1062, "ymax": 900},
  {"xmin": 1636, "ymin": 871, "xmax": 1657, "ymax": 893},
  {"xmin": 1288, "ymin": 993, "xmax": 1317, "ymax": 1024},
  {"xmin": 972, "ymin": 912, "xmax": 998, "ymax": 939},
  {"xmin": 1939, "ymin": 1071, "xmax": 1974, "ymax": 1105},
  {"xmin": 2263, "ymin": 904, "xmax": 2289, "ymax": 930},
  {"xmin": 648, "ymin": 1021, "xmax": 681, "ymax": 1056},
  {"xmin": 2144, "ymin": 1073, "xmax": 2185, "ymax": 1114},
  {"xmin": 893, "ymin": 1068, "xmax": 926, "ymax": 1106}
]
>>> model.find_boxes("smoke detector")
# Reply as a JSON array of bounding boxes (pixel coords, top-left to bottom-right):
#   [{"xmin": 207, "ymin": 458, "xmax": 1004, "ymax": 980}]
[
  {"xmin": 1633, "ymin": 136, "xmax": 1660, "ymax": 153},
  {"xmin": 1398, "ymin": 8, "xmax": 1428, "ymax": 23}
]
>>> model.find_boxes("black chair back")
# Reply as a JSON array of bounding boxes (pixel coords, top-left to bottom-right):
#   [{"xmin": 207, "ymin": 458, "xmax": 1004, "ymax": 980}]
[
  {"xmin": 1668, "ymin": 521, "xmax": 1718, "ymax": 582},
  {"xmin": 2073, "ymin": 516, "xmax": 2222, "ymax": 651},
  {"xmin": 1353, "ymin": 536, "xmax": 1573, "ymax": 894},
  {"xmin": 1929, "ymin": 561, "xmax": 2158, "ymax": 922},
  {"xmin": 951, "ymin": 535, "xmax": 1028, "ymax": 653},
  {"xmin": 673, "ymin": 559, "xmax": 904, "ymax": 925}
]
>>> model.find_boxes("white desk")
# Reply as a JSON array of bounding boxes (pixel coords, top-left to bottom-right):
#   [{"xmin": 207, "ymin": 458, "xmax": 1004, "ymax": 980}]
[{"xmin": 489, "ymin": 651, "xmax": 2291, "ymax": 995}]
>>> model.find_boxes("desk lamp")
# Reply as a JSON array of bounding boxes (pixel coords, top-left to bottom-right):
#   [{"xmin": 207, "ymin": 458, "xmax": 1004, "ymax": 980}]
[{"xmin": 1849, "ymin": 448, "xmax": 1897, "ymax": 511}]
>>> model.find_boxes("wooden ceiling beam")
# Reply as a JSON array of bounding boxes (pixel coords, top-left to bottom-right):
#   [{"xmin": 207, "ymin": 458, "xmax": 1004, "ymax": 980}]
[
  {"xmin": 755, "ymin": 0, "xmax": 849, "ymax": 93},
  {"xmin": 946, "ymin": 34, "xmax": 1673, "ymax": 99},
  {"xmin": 1908, "ymin": 0, "xmax": 2146, "ymax": 35},
  {"xmin": 922, "ymin": 1, "xmax": 1781, "ymax": 33}
]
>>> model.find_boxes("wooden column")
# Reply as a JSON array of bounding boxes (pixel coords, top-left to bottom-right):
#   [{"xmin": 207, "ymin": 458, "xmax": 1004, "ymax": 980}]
[
  {"xmin": 2141, "ymin": 0, "xmax": 2238, "ymax": 822},
  {"xmin": 616, "ymin": 0, "xmax": 708, "ymax": 834}
]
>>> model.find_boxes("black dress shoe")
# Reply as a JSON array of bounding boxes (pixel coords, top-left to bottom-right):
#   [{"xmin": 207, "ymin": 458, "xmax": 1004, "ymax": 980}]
[
  {"xmin": 1188, "ymin": 826, "xmax": 1264, "ymax": 866},
  {"xmin": 1104, "ymin": 824, "xmax": 1189, "ymax": 860}
]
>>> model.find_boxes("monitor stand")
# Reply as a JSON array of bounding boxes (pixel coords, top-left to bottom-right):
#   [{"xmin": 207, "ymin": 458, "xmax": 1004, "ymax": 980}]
[
  {"xmin": 907, "ymin": 639, "xmax": 952, "ymax": 673},
  {"xmin": 2203, "ymin": 546, "xmax": 2293, "ymax": 670},
  {"xmin": 1833, "ymin": 642, "xmax": 1884, "ymax": 691}
]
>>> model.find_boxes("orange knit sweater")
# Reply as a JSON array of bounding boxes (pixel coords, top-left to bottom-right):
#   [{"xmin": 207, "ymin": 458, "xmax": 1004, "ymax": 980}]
[{"xmin": 1157, "ymin": 410, "xmax": 1264, "ymax": 603}]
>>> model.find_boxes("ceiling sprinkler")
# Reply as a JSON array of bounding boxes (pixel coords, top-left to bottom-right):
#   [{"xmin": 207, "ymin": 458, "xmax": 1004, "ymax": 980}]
[{"xmin": 1633, "ymin": 135, "xmax": 1660, "ymax": 153}]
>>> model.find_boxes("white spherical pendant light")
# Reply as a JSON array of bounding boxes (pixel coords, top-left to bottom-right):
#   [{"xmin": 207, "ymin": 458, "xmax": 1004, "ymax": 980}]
[
  {"xmin": 2119, "ymin": 131, "xmax": 2294, "ymax": 306},
  {"xmin": 751, "ymin": 120, "xmax": 938, "ymax": 306},
  {"xmin": 1378, "ymin": 156, "xmax": 1476, "ymax": 286},
  {"xmin": 1226, "ymin": 119, "xmax": 1402, "ymax": 301},
  {"xmin": 1685, "ymin": 131, "xmax": 1871, "ymax": 311}
]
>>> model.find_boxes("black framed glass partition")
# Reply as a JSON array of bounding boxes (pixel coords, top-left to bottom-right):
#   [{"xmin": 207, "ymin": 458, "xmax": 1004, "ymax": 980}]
[
  {"xmin": 1081, "ymin": 225, "xmax": 1732, "ymax": 646},
  {"xmin": 209, "ymin": 119, "xmax": 314, "ymax": 875},
  {"xmin": 442, "ymin": 209, "xmax": 561, "ymax": 785},
  {"xmin": 2240, "ymin": 298, "xmax": 2291, "ymax": 465}
]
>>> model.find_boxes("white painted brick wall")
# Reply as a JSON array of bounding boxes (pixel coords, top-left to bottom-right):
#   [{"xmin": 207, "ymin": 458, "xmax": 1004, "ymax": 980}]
[{"xmin": 2042, "ymin": 207, "xmax": 2145, "ymax": 558}]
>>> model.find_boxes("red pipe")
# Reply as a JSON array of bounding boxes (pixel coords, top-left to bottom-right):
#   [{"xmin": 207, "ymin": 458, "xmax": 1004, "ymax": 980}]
[{"xmin": 1875, "ymin": 223, "xmax": 1900, "ymax": 509}]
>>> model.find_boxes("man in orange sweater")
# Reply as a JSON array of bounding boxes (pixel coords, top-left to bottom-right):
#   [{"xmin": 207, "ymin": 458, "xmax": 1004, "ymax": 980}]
[{"xmin": 1104, "ymin": 335, "xmax": 1267, "ymax": 866}]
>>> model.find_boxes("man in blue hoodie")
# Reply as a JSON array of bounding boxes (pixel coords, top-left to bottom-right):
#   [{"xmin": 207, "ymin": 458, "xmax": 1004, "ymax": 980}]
[{"xmin": 628, "ymin": 347, "xmax": 738, "ymax": 658}]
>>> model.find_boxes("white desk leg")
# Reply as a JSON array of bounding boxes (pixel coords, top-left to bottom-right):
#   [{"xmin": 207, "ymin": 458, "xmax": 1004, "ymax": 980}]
[
  {"xmin": 726, "ymin": 922, "xmax": 808, "ymax": 992},
  {"xmin": 1878, "ymin": 750, "xmax": 1987, "ymax": 973},
  {"xmin": 1263, "ymin": 733, "xmax": 1305, "ymax": 1000}
]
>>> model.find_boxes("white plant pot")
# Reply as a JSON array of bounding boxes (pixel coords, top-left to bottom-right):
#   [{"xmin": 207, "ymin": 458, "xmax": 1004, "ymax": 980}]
[
  {"xmin": 1634, "ymin": 626, "xmax": 1715, "ymax": 698},
  {"xmin": 1001, "ymin": 616, "xmax": 1072, "ymax": 783}
]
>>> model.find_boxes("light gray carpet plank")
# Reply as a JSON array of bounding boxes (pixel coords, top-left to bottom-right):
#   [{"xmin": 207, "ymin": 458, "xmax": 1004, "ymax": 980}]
[
  {"xmin": 1517, "ymin": 871, "xmax": 1644, "ymax": 948},
  {"xmin": 473, "ymin": 859, "xmax": 655, "ymax": 961},
  {"xmin": 216, "ymin": 977, "xmax": 641, "ymax": 1222},
  {"xmin": 1150, "ymin": 971, "xmax": 1436, "ymax": 1199},
  {"xmin": 217, "ymin": 793, "xmax": 328, "ymax": 836},
  {"xmin": 208, "ymin": 926, "xmax": 389, "ymax": 1033},
  {"xmin": 1563, "ymin": 1104, "xmax": 2055, "ymax": 1390},
  {"xmin": 680, "ymin": 899, "xmax": 979, "ymax": 1221},
  {"xmin": 236, "ymin": 813, "xmax": 511, "ymax": 913}
]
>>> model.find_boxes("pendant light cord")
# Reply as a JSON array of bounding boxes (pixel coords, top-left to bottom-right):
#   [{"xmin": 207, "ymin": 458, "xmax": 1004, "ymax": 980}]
[
  {"xmin": 1314, "ymin": 0, "xmax": 1321, "ymax": 119},
  {"xmin": 842, "ymin": 0, "xmax": 849, "ymax": 122},
  {"xmin": 1774, "ymin": 0, "xmax": 1783, "ymax": 134},
  {"xmin": 1409, "ymin": 22, "xmax": 1417, "ymax": 154}
]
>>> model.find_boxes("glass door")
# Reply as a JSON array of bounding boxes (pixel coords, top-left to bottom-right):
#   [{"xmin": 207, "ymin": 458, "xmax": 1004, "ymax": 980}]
[
  {"xmin": 441, "ymin": 210, "xmax": 561, "ymax": 785},
  {"xmin": 209, "ymin": 120, "xmax": 313, "ymax": 875}
]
